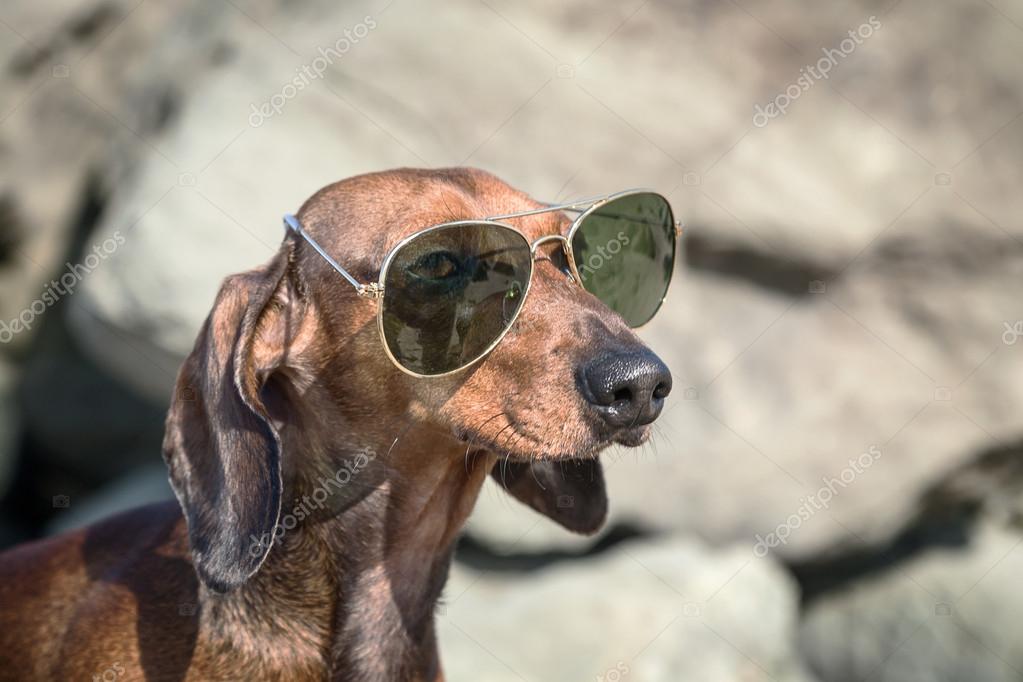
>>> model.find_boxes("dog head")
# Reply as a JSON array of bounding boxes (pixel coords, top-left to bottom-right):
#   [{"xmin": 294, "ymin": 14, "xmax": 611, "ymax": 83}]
[{"xmin": 163, "ymin": 168, "xmax": 672, "ymax": 592}]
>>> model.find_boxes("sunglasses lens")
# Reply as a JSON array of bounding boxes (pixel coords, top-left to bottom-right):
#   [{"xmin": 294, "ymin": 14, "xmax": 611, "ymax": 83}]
[
  {"xmin": 381, "ymin": 223, "xmax": 532, "ymax": 376},
  {"xmin": 570, "ymin": 192, "xmax": 676, "ymax": 327}
]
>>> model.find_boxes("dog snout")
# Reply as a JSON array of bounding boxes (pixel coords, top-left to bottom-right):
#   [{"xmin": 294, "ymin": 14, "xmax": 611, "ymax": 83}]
[{"xmin": 578, "ymin": 349, "xmax": 672, "ymax": 429}]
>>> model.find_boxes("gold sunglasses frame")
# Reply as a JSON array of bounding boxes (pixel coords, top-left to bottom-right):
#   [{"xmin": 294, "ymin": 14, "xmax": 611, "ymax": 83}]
[{"xmin": 283, "ymin": 189, "xmax": 682, "ymax": 378}]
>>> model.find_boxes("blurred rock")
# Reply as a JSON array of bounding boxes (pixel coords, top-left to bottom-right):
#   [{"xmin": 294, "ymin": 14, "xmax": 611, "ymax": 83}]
[
  {"xmin": 441, "ymin": 536, "xmax": 817, "ymax": 682},
  {"xmin": 0, "ymin": 0, "xmax": 232, "ymax": 352},
  {"xmin": 799, "ymin": 521, "xmax": 1023, "ymax": 682},
  {"xmin": 46, "ymin": 461, "xmax": 172, "ymax": 535},
  {"xmin": 0, "ymin": 0, "xmax": 243, "ymax": 528},
  {"xmin": 789, "ymin": 438, "xmax": 1023, "ymax": 599},
  {"xmin": 796, "ymin": 439, "xmax": 1023, "ymax": 680},
  {"xmin": 20, "ymin": 311, "xmax": 166, "ymax": 483},
  {"xmin": 630, "ymin": 217, "xmax": 1023, "ymax": 559},
  {"xmin": 0, "ymin": 361, "xmax": 18, "ymax": 498}
]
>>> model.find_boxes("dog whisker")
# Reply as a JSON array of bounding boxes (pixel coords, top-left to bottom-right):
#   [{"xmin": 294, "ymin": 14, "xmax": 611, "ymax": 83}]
[
  {"xmin": 462, "ymin": 410, "xmax": 507, "ymax": 472},
  {"xmin": 528, "ymin": 458, "xmax": 547, "ymax": 492},
  {"xmin": 490, "ymin": 420, "xmax": 520, "ymax": 488}
]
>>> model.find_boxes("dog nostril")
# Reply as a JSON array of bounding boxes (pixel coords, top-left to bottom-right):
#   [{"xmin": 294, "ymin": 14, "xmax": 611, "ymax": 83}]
[
  {"xmin": 653, "ymin": 380, "xmax": 671, "ymax": 400},
  {"xmin": 579, "ymin": 349, "xmax": 672, "ymax": 429}
]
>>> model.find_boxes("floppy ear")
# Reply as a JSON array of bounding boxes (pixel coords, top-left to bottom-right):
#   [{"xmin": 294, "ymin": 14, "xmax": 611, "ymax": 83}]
[
  {"xmin": 162, "ymin": 247, "xmax": 295, "ymax": 593},
  {"xmin": 490, "ymin": 458, "xmax": 608, "ymax": 535}
]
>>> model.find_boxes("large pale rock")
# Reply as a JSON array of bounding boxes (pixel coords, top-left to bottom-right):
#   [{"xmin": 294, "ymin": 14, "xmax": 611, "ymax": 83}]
[
  {"xmin": 440, "ymin": 536, "xmax": 816, "ymax": 682},
  {"xmin": 799, "ymin": 521, "xmax": 1023, "ymax": 682},
  {"xmin": 629, "ymin": 215, "xmax": 1023, "ymax": 559},
  {"xmin": 0, "ymin": 0, "xmax": 228, "ymax": 352},
  {"xmin": 794, "ymin": 438, "xmax": 1023, "ymax": 680}
]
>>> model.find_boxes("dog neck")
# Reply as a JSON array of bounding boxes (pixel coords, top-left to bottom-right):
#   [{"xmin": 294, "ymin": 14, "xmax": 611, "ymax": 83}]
[{"xmin": 254, "ymin": 419, "xmax": 494, "ymax": 681}]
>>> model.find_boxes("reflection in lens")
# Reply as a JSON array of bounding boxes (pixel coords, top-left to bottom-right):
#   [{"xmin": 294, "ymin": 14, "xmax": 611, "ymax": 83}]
[
  {"xmin": 381, "ymin": 223, "xmax": 532, "ymax": 376},
  {"xmin": 571, "ymin": 193, "xmax": 675, "ymax": 327}
]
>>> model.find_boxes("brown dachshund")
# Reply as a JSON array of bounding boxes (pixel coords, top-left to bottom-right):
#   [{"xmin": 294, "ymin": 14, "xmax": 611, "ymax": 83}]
[{"xmin": 0, "ymin": 168, "xmax": 672, "ymax": 681}]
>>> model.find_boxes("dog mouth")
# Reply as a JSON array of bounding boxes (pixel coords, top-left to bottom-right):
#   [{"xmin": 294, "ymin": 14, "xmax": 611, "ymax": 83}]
[
  {"xmin": 454, "ymin": 421, "xmax": 650, "ymax": 463},
  {"xmin": 609, "ymin": 424, "xmax": 652, "ymax": 448},
  {"xmin": 456, "ymin": 433, "xmax": 597, "ymax": 464}
]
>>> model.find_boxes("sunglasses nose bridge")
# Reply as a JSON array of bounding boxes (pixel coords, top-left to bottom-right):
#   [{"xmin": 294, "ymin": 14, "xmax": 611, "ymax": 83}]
[
  {"xmin": 528, "ymin": 233, "xmax": 583, "ymax": 288},
  {"xmin": 529, "ymin": 233, "xmax": 570, "ymax": 258}
]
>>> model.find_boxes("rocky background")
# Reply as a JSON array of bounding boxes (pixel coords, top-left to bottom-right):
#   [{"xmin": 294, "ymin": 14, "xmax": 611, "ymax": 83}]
[{"xmin": 1, "ymin": 0, "xmax": 1021, "ymax": 680}]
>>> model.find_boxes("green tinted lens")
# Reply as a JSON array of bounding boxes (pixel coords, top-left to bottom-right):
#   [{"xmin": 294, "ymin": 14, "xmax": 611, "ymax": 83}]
[
  {"xmin": 571, "ymin": 192, "xmax": 675, "ymax": 327},
  {"xmin": 381, "ymin": 223, "xmax": 532, "ymax": 376}
]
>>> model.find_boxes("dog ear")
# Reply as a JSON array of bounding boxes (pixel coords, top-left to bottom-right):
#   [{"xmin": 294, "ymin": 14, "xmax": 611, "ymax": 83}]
[
  {"xmin": 490, "ymin": 458, "xmax": 608, "ymax": 535},
  {"xmin": 163, "ymin": 247, "xmax": 295, "ymax": 593}
]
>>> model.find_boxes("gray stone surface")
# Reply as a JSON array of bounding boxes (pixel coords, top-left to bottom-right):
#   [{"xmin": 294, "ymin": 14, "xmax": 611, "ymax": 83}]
[
  {"xmin": 0, "ymin": 0, "xmax": 222, "ymax": 352},
  {"xmin": 800, "ymin": 521, "xmax": 1023, "ymax": 682},
  {"xmin": 20, "ymin": 322, "xmax": 168, "ymax": 479},
  {"xmin": 440, "ymin": 536, "xmax": 817, "ymax": 682},
  {"xmin": 46, "ymin": 462, "xmax": 172, "ymax": 535},
  {"xmin": 793, "ymin": 438, "xmax": 1023, "ymax": 681},
  {"xmin": 0, "ymin": 361, "xmax": 17, "ymax": 498}
]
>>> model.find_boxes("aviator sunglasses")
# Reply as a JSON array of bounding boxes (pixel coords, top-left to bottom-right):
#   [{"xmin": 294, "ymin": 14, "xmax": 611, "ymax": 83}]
[{"xmin": 283, "ymin": 190, "xmax": 682, "ymax": 378}]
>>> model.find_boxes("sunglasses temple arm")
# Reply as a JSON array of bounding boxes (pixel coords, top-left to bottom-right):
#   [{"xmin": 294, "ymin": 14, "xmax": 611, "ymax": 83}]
[
  {"xmin": 282, "ymin": 214, "xmax": 381, "ymax": 298},
  {"xmin": 557, "ymin": 206, "xmax": 684, "ymax": 233},
  {"xmin": 486, "ymin": 198, "xmax": 596, "ymax": 221}
]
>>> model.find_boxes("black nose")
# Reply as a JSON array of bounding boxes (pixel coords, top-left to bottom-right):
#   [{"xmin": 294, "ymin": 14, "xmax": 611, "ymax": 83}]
[{"xmin": 579, "ymin": 349, "xmax": 672, "ymax": 429}]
